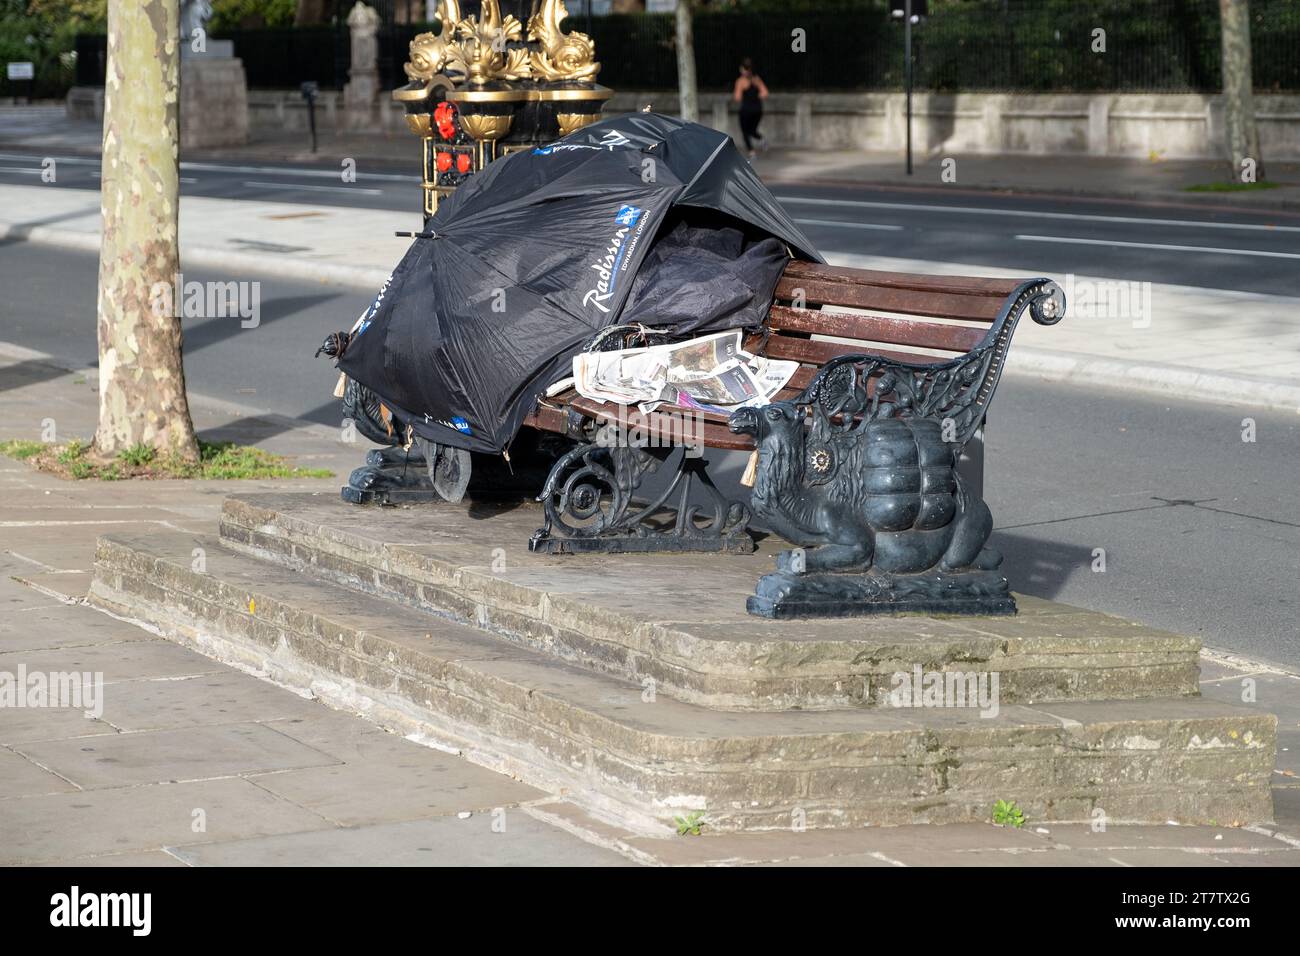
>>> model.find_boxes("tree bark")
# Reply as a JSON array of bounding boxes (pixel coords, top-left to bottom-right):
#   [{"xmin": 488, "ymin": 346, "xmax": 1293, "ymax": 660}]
[
  {"xmin": 95, "ymin": 0, "xmax": 199, "ymax": 463},
  {"xmin": 1219, "ymin": 0, "xmax": 1264, "ymax": 181},
  {"xmin": 295, "ymin": 0, "xmax": 332, "ymax": 27},
  {"xmin": 675, "ymin": 0, "xmax": 698, "ymax": 123}
]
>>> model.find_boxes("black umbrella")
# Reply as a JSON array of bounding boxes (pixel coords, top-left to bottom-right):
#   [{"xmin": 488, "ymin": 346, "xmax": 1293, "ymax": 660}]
[{"xmin": 334, "ymin": 111, "xmax": 821, "ymax": 456}]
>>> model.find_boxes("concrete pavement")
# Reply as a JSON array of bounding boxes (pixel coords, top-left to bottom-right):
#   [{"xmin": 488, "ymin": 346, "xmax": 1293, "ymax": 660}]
[{"xmin": 2, "ymin": 353, "xmax": 1298, "ymax": 865}]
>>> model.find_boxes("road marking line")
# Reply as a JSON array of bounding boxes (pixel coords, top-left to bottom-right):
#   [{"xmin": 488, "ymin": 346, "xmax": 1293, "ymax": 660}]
[
  {"xmin": 1014, "ymin": 233, "xmax": 1300, "ymax": 259},
  {"xmin": 0, "ymin": 152, "xmax": 419, "ymax": 183},
  {"xmin": 0, "ymin": 152, "xmax": 96, "ymax": 166},
  {"xmin": 776, "ymin": 194, "xmax": 1300, "ymax": 233},
  {"xmin": 794, "ymin": 218, "xmax": 902, "ymax": 231},
  {"xmin": 0, "ymin": 166, "xmax": 41, "ymax": 174},
  {"xmin": 242, "ymin": 180, "xmax": 383, "ymax": 195},
  {"xmin": 197, "ymin": 162, "xmax": 416, "ymax": 182}
]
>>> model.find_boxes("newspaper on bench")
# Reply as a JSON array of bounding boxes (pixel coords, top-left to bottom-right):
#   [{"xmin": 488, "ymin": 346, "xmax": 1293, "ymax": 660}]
[
  {"xmin": 564, "ymin": 330, "xmax": 799, "ymax": 415},
  {"xmin": 561, "ymin": 330, "xmax": 800, "ymax": 413}
]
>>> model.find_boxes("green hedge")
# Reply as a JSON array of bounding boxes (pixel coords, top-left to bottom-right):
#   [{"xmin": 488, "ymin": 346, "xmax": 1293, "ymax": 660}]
[{"xmin": 0, "ymin": 2, "xmax": 84, "ymax": 100}]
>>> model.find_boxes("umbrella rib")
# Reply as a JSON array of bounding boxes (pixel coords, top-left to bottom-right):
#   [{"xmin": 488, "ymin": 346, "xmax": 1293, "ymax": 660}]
[{"xmin": 683, "ymin": 138, "xmax": 730, "ymax": 193}]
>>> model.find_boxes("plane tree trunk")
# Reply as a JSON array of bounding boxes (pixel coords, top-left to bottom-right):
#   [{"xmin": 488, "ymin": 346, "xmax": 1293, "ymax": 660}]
[
  {"xmin": 1219, "ymin": 0, "xmax": 1264, "ymax": 181},
  {"xmin": 94, "ymin": 0, "xmax": 200, "ymax": 463},
  {"xmin": 675, "ymin": 0, "xmax": 698, "ymax": 123}
]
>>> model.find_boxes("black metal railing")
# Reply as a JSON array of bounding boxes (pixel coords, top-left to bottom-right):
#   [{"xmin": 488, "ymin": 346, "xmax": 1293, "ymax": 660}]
[
  {"xmin": 589, "ymin": 0, "xmax": 1300, "ymax": 93},
  {"xmin": 73, "ymin": 33, "xmax": 107, "ymax": 88},
  {"xmin": 65, "ymin": 0, "xmax": 1300, "ymax": 94},
  {"xmin": 211, "ymin": 26, "xmax": 342, "ymax": 89}
]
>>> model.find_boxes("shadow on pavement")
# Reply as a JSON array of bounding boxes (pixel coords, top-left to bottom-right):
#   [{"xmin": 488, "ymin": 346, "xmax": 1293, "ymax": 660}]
[
  {"xmin": 989, "ymin": 531, "xmax": 1096, "ymax": 601},
  {"xmin": 0, "ymin": 358, "xmax": 79, "ymax": 395}
]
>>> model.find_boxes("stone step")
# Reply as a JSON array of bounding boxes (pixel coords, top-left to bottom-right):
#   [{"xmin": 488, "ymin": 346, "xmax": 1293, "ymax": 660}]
[
  {"xmin": 90, "ymin": 530, "xmax": 1275, "ymax": 833},
  {"xmin": 216, "ymin": 492, "xmax": 1202, "ymax": 711}
]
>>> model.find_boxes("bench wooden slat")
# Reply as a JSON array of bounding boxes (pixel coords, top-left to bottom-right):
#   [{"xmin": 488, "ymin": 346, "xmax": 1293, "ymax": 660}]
[
  {"xmin": 767, "ymin": 305, "xmax": 987, "ymax": 353},
  {"xmin": 748, "ymin": 332, "xmax": 941, "ymax": 368},
  {"xmin": 774, "ymin": 275, "xmax": 1005, "ymax": 322},
  {"xmin": 524, "ymin": 401, "xmax": 568, "ymax": 435},
  {"xmin": 782, "ymin": 261, "xmax": 1021, "ymax": 297}
]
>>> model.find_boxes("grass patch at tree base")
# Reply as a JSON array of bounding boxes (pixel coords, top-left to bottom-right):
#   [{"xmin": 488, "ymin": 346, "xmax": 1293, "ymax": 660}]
[
  {"xmin": 0, "ymin": 438, "xmax": 333, "ymax": 481},
  {"xmin": 1184, "ymin": 181, "xmax": 1281, "ymax": 193}
]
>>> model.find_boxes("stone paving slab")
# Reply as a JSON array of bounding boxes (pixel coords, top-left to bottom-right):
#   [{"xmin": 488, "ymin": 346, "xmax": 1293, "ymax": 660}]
[
  {"xmin": 93, "ymin": 672, "xmax": 325, "ymax": 733},
  {"xmin": 166, "ymin": 813, "xmax": 633, "ymax": 867},
  {"xmin": 0, "ymin": 602, "xmax": 159, "ymax": 654},
  {"xmin": 245, "ymin": 754, "xmax": 545, "ymax": 829},
  {"xmin": 0, "ymin": 777, "xmax": 330, "ymax": 865},
  {"xmin": 34, "ymin": 851, "xmax": 189, "ymax": 867},
  {"xmin": 0, "ymin": 570, "xmax": 74, "ymax": 611},
  {"xmin": 1270, "ymin": 786, "xmax": 1300, "ymax": 831},
  {"xmin": 526, "ymin": 797, "xmax": 1300, "ymax": 867},
  {"xmin": 0, "ymin": 705, "xmax": 117, "ymax": 746},
  {"xmin": 260, "ymin": 712, "xmax": 441, "ymax": 763},
  {"xmin": 0, "ymin": 747, "xmax": 78, "ymax": 798},
  {"xmin": 0, "ymin": 639, "xmax": 228, "ymax": 685},
  {"xmin": 761, "ymin": 852, "xmax": 906, "ymax": 867},
  {"xmin": 7, "ymin": 570, "xmax": 95, "ymax": 604},
  {"xmin": 12, "ymin": 722, "xmax": 342, "ymax": 790}
]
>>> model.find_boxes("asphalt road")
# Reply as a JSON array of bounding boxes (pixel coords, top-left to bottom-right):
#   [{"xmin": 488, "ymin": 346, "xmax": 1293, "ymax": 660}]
[
  {"xmin": 1, "ymin": 242, "xmax": 1296, "ymax": 667},
  {"xmin": 3, "ymin": 149, "xmax": 1300, "ymax": 295}
]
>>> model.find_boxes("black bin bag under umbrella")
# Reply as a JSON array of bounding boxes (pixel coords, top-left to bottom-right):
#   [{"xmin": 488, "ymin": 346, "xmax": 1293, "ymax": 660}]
[{"xmin": 333, "ymin": 111, "xmax": 822, "ymax": 466}]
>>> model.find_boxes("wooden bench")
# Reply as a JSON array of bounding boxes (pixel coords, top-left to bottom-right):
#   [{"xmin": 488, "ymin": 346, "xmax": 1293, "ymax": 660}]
[{"xmin": 523, "ymin": 261, "xmax": 1065, "ymax": 554}]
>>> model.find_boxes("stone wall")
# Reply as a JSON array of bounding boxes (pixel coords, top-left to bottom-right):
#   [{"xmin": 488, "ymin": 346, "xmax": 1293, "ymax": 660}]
[
  {"xmin": 179, "ymin": 56, "xmax": 249, "ymax": 149},
  {"xmin": 68, "ymin": 86, "xmax": 1300, "ymax": 160},
  {"xmin": 610, "ymin": 90, "xmax": 1300, "ymax": 161}
]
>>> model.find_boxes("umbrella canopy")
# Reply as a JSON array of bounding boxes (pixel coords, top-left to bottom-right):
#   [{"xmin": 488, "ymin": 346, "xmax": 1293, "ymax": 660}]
[{"xmin": 336, "ymin": 111, "xmax": 822, "ymax": 455}]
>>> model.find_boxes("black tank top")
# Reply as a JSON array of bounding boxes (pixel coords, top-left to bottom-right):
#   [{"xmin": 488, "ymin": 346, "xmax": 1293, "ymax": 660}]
[{"xmin": 741, "ymin": 79, "xmax": 762, "ymax": 109}]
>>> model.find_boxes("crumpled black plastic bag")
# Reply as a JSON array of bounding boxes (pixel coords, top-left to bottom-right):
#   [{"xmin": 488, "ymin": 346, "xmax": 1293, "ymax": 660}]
[{"xmin": 620, "ymin": 217, "xmax": 790, "ymax": 336}]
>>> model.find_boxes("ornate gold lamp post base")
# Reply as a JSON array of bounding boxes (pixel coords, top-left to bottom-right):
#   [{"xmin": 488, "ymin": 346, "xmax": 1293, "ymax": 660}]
[{"xmin": 392, "ymin": 0, "xmax": 614, "ymax": 223}]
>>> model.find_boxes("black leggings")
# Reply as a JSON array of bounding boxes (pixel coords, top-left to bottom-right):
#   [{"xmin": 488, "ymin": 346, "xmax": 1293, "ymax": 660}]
[{"xmin": 739, "ymin": 107, "xmax": 763, "ymax": 151}]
